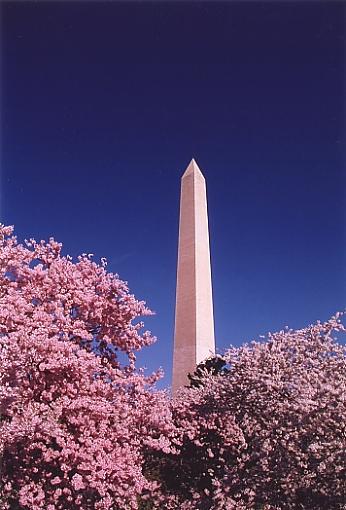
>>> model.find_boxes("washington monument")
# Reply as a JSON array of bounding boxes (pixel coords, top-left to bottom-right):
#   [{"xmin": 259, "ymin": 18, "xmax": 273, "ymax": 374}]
[{"xmin": 172, "ymin": 159, "xmax": 215, "ymax": 393}]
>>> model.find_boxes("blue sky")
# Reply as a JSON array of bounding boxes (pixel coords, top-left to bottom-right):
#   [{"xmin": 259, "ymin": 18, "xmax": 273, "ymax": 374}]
[{"xmin": 1, "ymin": 2, "xmax": 345, "ymax": 389}]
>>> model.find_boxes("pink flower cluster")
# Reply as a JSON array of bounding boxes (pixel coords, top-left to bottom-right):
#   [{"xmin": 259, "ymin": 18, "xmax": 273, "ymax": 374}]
[
  {"xmin": 1, "ymin": 225, "xmax": 345, "ymax": 510},
  {"xmin": 0, "ymin": 225, "xmax": 172, "ymax": 509},
  {"xmin": 149, "ymin": 314, "xmax": 346, "ymax": 509}
]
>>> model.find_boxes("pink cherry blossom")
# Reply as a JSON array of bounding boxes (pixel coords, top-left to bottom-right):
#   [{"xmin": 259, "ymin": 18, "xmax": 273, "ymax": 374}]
[
  {"xmin": 146, "ymin": 313, "xmax": 346, "ymax": 509},
  {"xmin": 1, "ymin": 224, "xmax": 345, "ymax": 510},
  {"xmin": 0, "ymin": 225, "xmax": 173, "ymax": 510}
]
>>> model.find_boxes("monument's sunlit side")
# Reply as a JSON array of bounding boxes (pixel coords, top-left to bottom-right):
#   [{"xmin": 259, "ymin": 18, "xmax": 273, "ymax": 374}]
[{"xmin": 172, "ymin": 159, "xmax": 215, "ymax": 393}]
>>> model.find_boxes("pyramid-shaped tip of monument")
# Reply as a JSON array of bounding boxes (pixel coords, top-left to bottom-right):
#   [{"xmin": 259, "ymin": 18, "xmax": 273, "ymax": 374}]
[{"xmin": 182, "ymin": 158, "xmax": 205, "ymax": 179}]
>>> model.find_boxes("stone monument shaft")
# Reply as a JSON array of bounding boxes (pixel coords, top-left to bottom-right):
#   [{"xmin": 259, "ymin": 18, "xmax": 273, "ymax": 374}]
[{"xmin": 172, "ymin": 159, "xmax": 215, "ymax": 393}]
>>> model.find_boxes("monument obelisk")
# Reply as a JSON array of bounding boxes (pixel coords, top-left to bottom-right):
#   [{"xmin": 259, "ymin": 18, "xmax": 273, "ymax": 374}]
[{"xmin": 172, "ymin": 159, "xmax": 215, "ymax": 393}]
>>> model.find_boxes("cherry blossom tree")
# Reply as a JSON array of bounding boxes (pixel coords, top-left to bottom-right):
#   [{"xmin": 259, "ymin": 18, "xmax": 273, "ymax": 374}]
[
  {"xmin": 146, "ymin": 314, "xmax": 346, "ymax": 510},
  {"xmin": 0, "ymin": 225, "xmax": 173, "ymax": 510},
  {"xmin": 2, "ymin": 224, "xmax": 345, "ymax": 510}
]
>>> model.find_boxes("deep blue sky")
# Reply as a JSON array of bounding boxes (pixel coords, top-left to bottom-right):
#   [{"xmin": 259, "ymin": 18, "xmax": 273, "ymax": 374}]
[{"xmin": 1, "ymin": 2, "xmax": 345, "ymax": 388}]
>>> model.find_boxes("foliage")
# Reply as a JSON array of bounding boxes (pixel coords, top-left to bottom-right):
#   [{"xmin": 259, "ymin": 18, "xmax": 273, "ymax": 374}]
[
  {"xmin": 1, "ymin": 224, "xmax": 345, "ymax": 510},
  {"xmin": 0, "ymin": 225, "xmax": 172, "ymax": 510},
  {"xmin": 147, "ymin": 315, "xmax": 346, "ymax": 509},
  {"xmin": 187, "ymin": 355, "xmax": 230, "ymax": 388}
]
